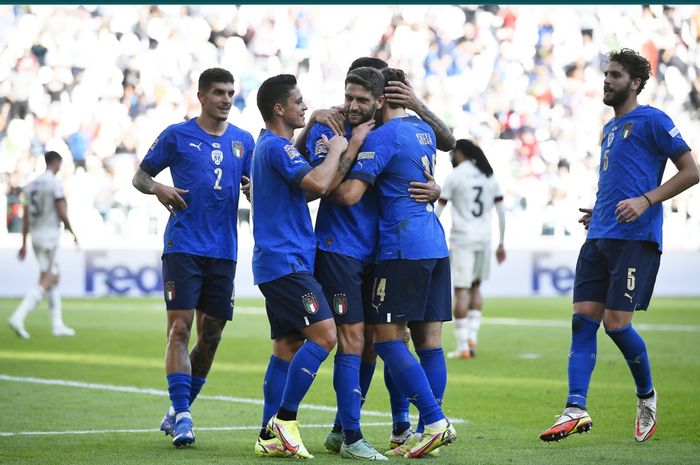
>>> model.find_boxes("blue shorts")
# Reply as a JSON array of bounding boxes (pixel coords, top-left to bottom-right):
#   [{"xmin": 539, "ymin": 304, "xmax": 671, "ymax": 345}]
[
  {"xmin": 162, "ymin": 253, "xmax": 236, "ymax": 320},
  {"xmin": 314, "ymin": 250, "xmax": 374, "ymax": 325},
  {"xmin": 573, "ymin": 239, "xmax": 661, "ymax": 311},
  {"xmin": 367, "ymin": 257, "xmax": 452, "ymax": 325},
  {"xmin": 259, "ymin": 272, "xmax": 334, "ymax": 340}
]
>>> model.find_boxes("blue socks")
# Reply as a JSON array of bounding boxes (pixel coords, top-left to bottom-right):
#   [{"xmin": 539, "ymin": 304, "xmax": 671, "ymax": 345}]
[
  {"xmin": 359, "ymin": 361, "xmax": 376, "ymax": 406},
  {"xmin": 567, "ymin": 314, "xmax": 600, "ymax": 409},
  {"xmin": 189, "ymin": 376, "xmax": 206, "ymax": 405},
  {"xmin": 416, "ymin": 347, "xmax": 447, "ymax": 433},
  {"xmin": 375, "ymin": 340, "xmax": 444, "ymax": 426},
  {"xmin": 280, "ymin": 340, "xmax": 329, "ymax": 413},
  {"xmin": 606, "ymin": 325, "xmax": 653, "ymax": 396},
  {"xmin": 332, "ymin": 359, "xmax": 375, "ymax": 432},
  {"xmin": 384, "ymin": 363, "xmax": 410, "ymax": 434},
  {"xmin": 167, "ymin": 373, "xmax": 192, "ymax": 414},
  {"xmin": 334, "ymin": 353, "xmax": 362, "ymax": 432},
  {"xmin": 262, "ymin": 355, "xmax": 290, "ymax": 428}
]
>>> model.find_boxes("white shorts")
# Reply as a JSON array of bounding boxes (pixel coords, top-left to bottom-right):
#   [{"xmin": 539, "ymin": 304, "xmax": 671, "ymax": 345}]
[
  {"xmin": 449, "ymin": 242, "xmax": 490, "ymax": 288},
  {"xmin": 32, "ymin": 243, "xmax": 59, "ymax": 275}
]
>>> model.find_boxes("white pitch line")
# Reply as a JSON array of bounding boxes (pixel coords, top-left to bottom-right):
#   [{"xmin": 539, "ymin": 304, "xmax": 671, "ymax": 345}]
[
  {"xmin": 0, "ymin": 422, "xmax": 396, "ymax": 438},
  {"xmin": 0, "ymin": 374, "xmax": 466, "ymax": 438}
]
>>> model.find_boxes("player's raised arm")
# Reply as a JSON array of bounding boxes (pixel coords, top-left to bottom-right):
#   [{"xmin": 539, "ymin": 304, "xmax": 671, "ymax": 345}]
[
  {"xmin": 385, "ymin": 79, "xmax": 455, "ymax": 151},
  {"xmin": 295, "ymin": 109, "xmax": 346, "ymax": 156}
]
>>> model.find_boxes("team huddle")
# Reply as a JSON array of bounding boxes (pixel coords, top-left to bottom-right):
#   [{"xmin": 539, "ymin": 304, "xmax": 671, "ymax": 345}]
[{"xmin": 12, "ymin": 48, "xmax": 695, "ymax": 460}]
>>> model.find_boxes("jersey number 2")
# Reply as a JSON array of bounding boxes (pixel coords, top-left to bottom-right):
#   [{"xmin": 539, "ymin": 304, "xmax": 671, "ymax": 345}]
[{"xmin": 214, "ymin": 168, "xmax": 223, "ymax": 190}]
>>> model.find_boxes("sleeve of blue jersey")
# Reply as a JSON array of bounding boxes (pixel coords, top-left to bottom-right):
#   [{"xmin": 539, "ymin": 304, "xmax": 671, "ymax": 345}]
[
  {"xmin": 242, "ymin": 131, "xmax": 255, "ymax": 178},
  {"xmin": 268, "ymin": 137, "xmax": 313, "ymax": 186},
  {"xmin": 651, "ymin": 111, "xmax": 691, "ymax": 161},
  {"xmin": 306, "ymin": 123, "xmax": 334, "ymax": 168},
  {"xmin": 346, "ymin": 133, "xmax": 386, "ymax": 185},
  {"xmin": 140, "ymin": 127, "xmax": 174, "ymax": 177}
]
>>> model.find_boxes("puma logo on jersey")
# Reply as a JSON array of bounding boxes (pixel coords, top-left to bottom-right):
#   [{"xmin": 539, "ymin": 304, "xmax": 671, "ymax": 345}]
[
  {"xmin": 624, "ymin": 292, "xmax": 634, "ymax": 303},
  {"xmin": 189, "ymin": 142, "xmax": 202, "ymax": 151}
]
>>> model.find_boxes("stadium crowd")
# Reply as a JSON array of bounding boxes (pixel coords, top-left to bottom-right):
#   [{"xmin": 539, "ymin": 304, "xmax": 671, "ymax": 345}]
[{"xmin": 1, "ymin": 4, "xmax": 699, "ymax": 249}]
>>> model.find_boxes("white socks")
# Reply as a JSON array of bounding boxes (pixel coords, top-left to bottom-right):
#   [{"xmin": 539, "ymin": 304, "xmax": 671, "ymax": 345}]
[
  {"xmin": 10, "ymin": 286, "xmax": 45, "ymax": 323},
  {"xmin": 467, "ymin": 309, "xmax": 482, "ymax": 344},
  {"xmin": 48, "ymin": 287, "xmax": 64, "ymax": 329},
  {"xmin": 454, "ymin": 317, "xmax": 469, "ymax": 352}
]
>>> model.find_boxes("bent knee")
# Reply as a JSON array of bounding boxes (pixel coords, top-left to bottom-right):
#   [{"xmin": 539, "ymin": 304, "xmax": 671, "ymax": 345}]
[{"xmin": 168, "ymin": 319, "xmax": 191, "ymax": 342}]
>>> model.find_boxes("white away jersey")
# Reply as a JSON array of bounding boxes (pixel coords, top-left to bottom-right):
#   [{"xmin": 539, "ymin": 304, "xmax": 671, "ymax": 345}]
[
  {"xmin": 23, "ymin": 171, "xmax": 64, "ymax": 247},
  {"xmin": 441, "ymin": 161, "xmax": 502, "ymax": 244}
]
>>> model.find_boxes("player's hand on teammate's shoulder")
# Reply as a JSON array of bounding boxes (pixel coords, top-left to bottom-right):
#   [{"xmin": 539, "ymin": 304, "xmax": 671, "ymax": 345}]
[
  {"xmin": 312, "ymin": 109, "xmax": 346, "ymax": 136},
  {"xmin": 241, "ymin": 176, "xmax": 251, "ymax": 202},
  {"xmin": 321, "ymin": 133, "xmax": 348, "ymax": 154},
  {"xmin": 614, "ymin": 196, "xmax": 650, "ymax": 224},
  {"xmin": 578, "ymin": 208, "xmax": 592, "ymax": 230},
  {"xmin": 409, "ymin": 170, "xmax": 441, "ymax": 203},
  {"xmin": 350, "ymin": 119, "xmax": 375, "ymax": 144},
  {"xmin": 154, "ymin": 183, "xmax": 189, "ymax": 215}
]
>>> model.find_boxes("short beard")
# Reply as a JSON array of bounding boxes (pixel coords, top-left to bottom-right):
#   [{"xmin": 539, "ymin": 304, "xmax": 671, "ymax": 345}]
[
  {"xmin": 348, "ymin": 105, "xmax": 376, "ymax": 128},
  {"xmin": 603, "ymin": 82, "xmax": 633, "ymax": 108}
]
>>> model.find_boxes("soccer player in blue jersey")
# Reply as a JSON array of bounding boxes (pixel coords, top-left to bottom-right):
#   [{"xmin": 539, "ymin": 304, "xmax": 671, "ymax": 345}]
[
  {"xmin": 132, "ymin": 68, "xmax": 254, "ymax": 448},
  {"xmin": 305, "ymin": 67, "xmax": 386, "ymax": 460},
  {"xmin": 330, "ymin": 67, "xmax": 457, "ymax": 458},
  {"xmin": 316, "ymin": 58, "xmax": 451, "ymax": 456},
  {"xmin": 251, "ymin": 74, "xmax": 357, "ymax": 459},
  {"xmin": 540, "ymin": 49, "xmax": 699, "ymax": 443}
]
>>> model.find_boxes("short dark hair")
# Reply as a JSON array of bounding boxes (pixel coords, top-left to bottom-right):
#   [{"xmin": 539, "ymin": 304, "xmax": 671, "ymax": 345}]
[
  {"xmin": 345, "ymin": 67, "xmax": 385, "ymax": 98},
  {"xmin": 199, "ymin": 68, "xmax": 234, "ymax": 92},
  {"xmin": 44, "ymin": 151, "xmax": 62, "ymax": 165},
  {"xmin": 381, "ymin": 67, "xmax": 407, "ymax": 109},
  {"xmin": 455, "ymin": 139, "xmax": 493, "ymax": 177},
  {"xmin": 606, "ymin": 48, "xmax": 651, "ymax": 95},
  {"xmin": 348, "ymin": 57, "xmax": 388, "ymax": 73},
  {"xmin": 256, "ymin": 74, "xmax": 297, "ymax": 122}
]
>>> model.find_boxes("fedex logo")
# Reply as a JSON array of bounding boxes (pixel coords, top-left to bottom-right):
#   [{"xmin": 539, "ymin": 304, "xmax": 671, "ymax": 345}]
[
  {"xmin": 85, "ymin": 251, "xmax": 162, "ymax": 295},
  {"xmin": 532, "ymin": 253, "xmax": 575, "ymax": 294}
]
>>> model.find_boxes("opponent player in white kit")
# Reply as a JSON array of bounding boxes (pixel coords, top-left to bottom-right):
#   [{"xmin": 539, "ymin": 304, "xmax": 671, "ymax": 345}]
[
  {"xmin": 8, "ymin": 151, "xmax": 78, "ymax": 339},
  {"xmin": 435, "ymin": 139, "xmax": 505, "ymax": 359}
]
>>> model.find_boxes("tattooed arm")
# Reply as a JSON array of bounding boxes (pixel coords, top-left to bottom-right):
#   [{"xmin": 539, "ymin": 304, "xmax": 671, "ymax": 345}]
[
  {"xmin": 132, "ymin": 168, "xmax": 189, "ymax": 214},
  {"xmin": 385, "ymin": 79, "xmax": 456, "ymax": 151}
]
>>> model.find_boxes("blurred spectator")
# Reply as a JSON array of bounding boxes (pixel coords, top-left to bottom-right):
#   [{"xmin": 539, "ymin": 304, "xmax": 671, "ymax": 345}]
[{"xmin": 0, "ymin": 5, "xmax": 698, "ymax": 250}]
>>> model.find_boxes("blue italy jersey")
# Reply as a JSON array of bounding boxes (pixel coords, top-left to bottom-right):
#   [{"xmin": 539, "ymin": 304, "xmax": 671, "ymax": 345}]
[
  {"xmin": 251, "ymin": 130, "xmax": 316, "ymax": 284},
  {"xmin": 306, "ymin": 122, "xmax": 378, "ymax": 263},
  {"xmin": 348, "ymin": 116, "xmax": 448, "ymax": 260},
  {"xmin": 588, "ymin": 105, "xmax": 690, "ymax": 252},
  {"xmin": 140, "ymin": 118, "xmax": 254, "ymax": 260}
]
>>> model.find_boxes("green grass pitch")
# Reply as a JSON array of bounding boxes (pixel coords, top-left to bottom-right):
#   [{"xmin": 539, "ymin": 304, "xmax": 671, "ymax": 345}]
[{"xmin": 1, "ymin": 297, "xmax": 699, "ymax": 464}]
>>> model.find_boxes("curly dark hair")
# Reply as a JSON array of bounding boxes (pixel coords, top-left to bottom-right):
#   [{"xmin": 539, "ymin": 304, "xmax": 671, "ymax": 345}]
[{"xmin": 606, "ymin": 48, "xmax": 652, "ymax": 95}]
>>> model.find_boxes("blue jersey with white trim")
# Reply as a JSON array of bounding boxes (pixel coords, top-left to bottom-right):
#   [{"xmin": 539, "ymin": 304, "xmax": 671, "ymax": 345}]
[
  {"xmin": 588, "ymin": 105, "xmax": 690, "ymax": 252},
  {"xmin": 307, "ymin": 122, "xmax": 378, "ymax": 263},
  {"xmin": 348, "ymin": 116, "xmax": 448, "ymax": 260},
  {"xmin": 251, "ymin": 130, "xmax": 316, "ymax": 284},
  {"xmin": 140, "ymin": 118, "xmax": 254, "ymax": 260}
]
